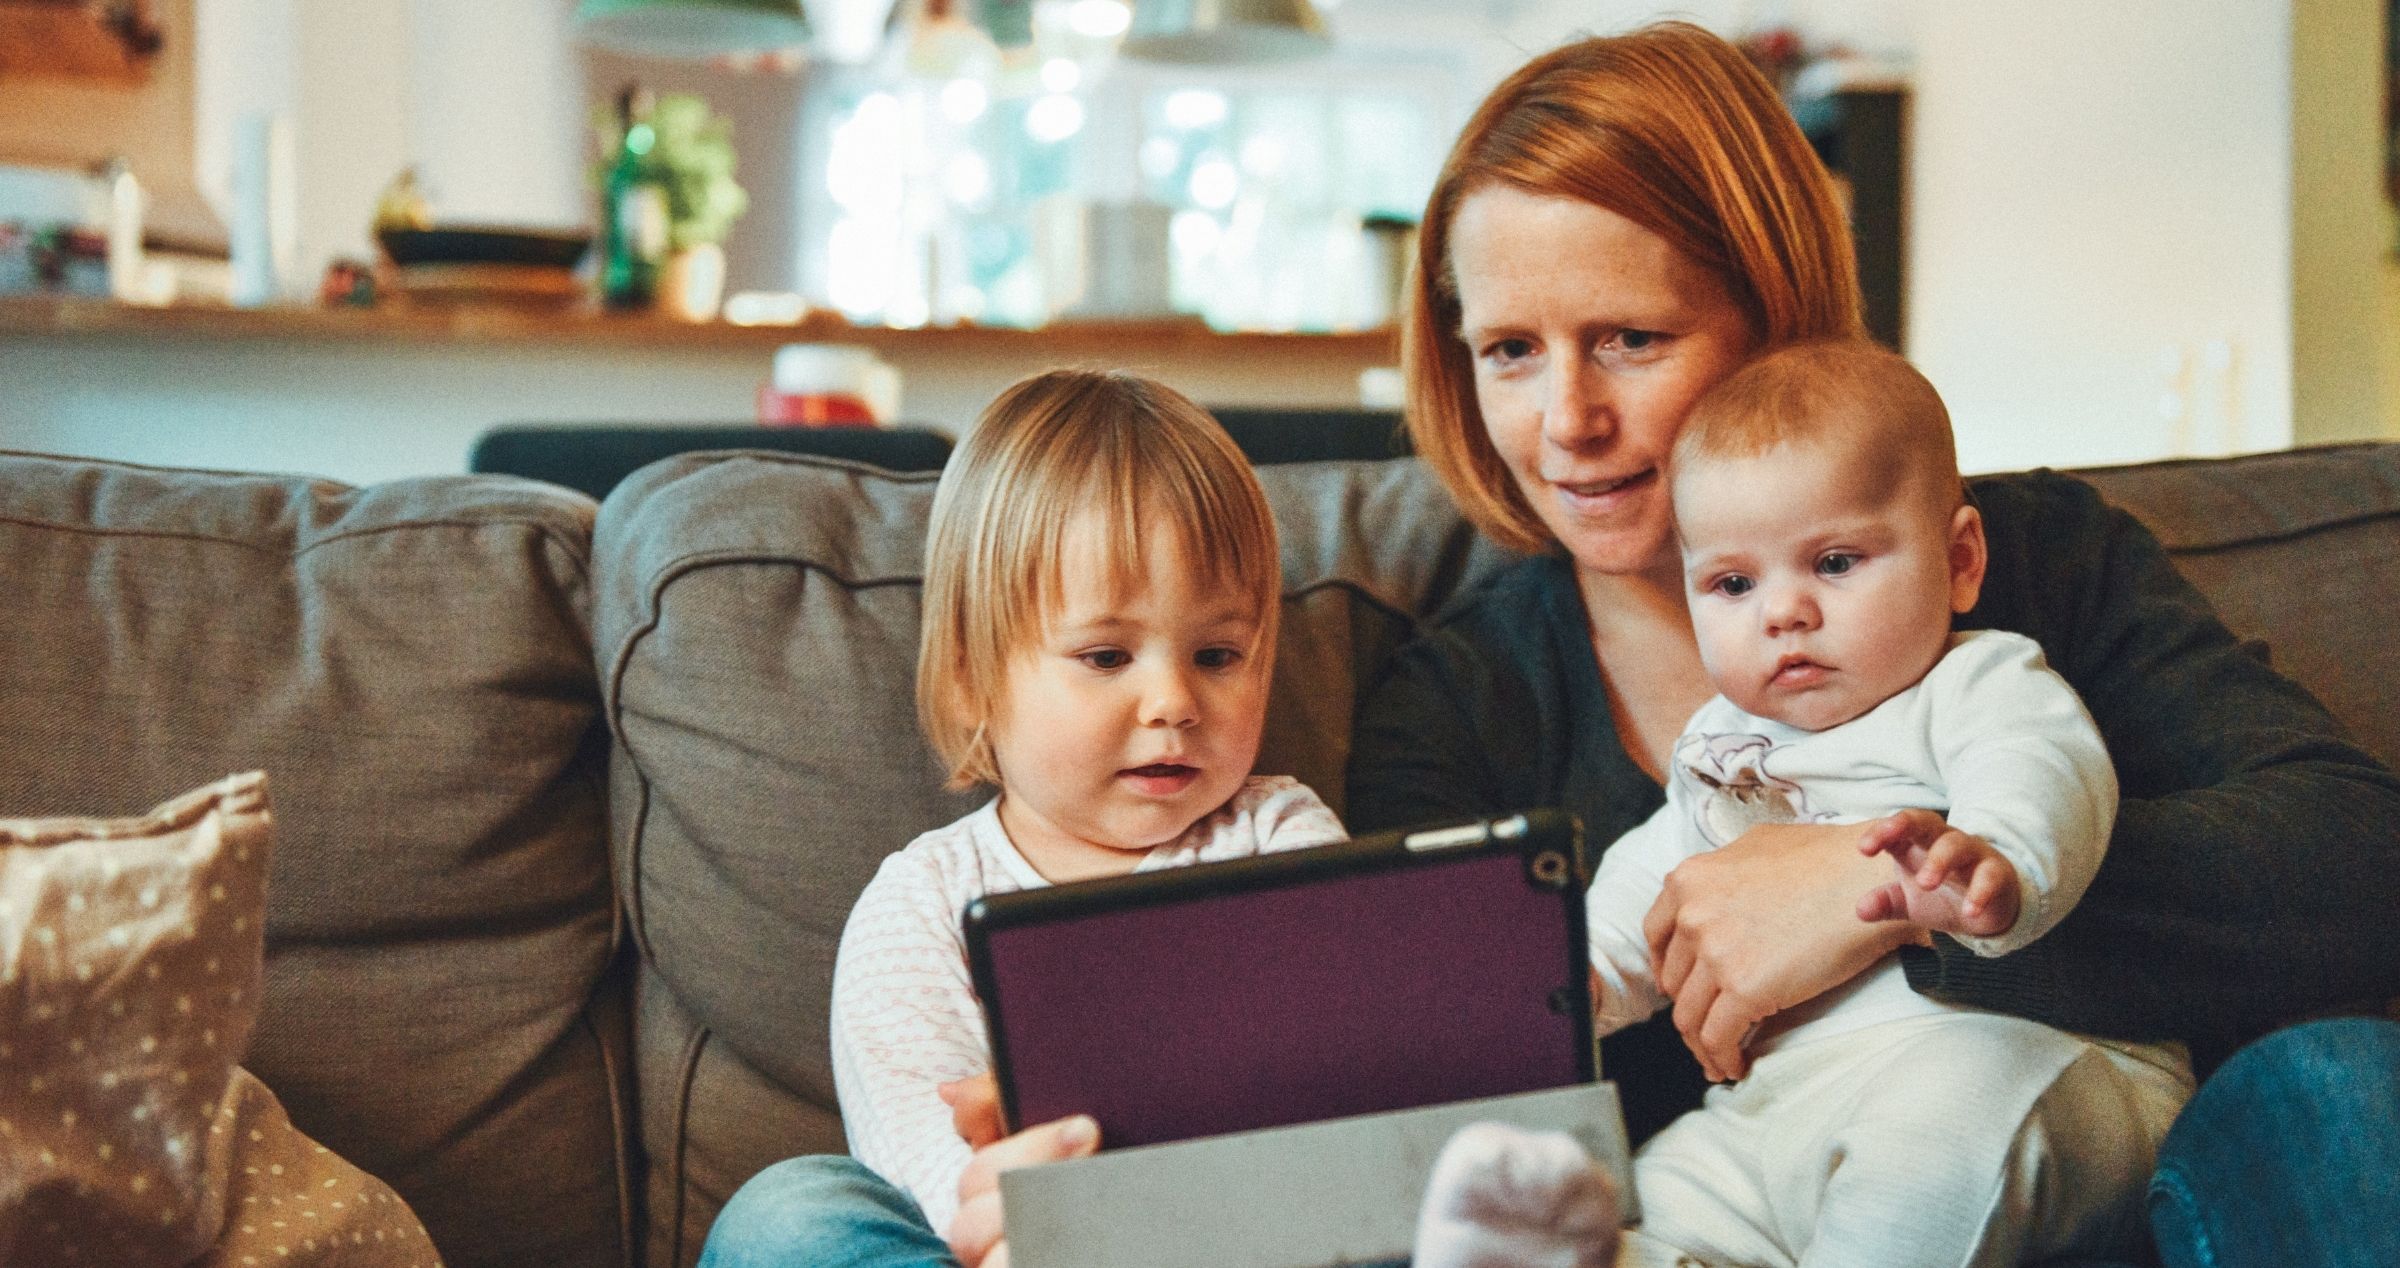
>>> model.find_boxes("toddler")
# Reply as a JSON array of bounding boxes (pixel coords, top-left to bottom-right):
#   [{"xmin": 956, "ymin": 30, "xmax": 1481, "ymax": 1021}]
[
  {"xmin": 1572, "ymin": 341, "xmax": 2195, "ymax": 1266},
  {"xmin": 828, "ymin": 368, "xmax": 1621, "ymax": 1268},
  {"xmin": 827, "ymin": 369, "xmax": 1350, "ymax": 1243}
]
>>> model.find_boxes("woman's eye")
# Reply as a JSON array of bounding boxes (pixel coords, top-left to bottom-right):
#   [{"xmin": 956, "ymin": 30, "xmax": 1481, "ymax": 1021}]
[
  {"xmin": 1613, "ymin": 329, "xmax": 1664, "ymax": 353},
  {"xmin": 1817, "ymin": 553, "xmax": 1860, "ymax": 577},
  {"xmin": 1482, "ymin": 337, "xmax": 1535, "ymax": 365},
  {"xmin": 1195, "ymin": 646, "xmax": 1243, "ymax": 670},
  {"xmin": 1079, "ymin": 649, "xmax": 1130, "ymax": 670},
  {"xmin": 1711, "ymin": 575, "xmax": 1754, "ymax": 598}
]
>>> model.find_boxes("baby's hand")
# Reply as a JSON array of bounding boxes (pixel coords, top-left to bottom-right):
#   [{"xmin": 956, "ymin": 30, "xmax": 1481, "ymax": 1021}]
[{"xmin": 1854, "ymin": 810, "xmax": 2021, "ymax": 938}]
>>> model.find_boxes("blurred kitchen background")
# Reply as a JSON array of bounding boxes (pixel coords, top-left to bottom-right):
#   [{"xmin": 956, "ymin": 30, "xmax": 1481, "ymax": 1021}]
[{"xmin": 0, "ymin": 0, "xmax": 2392, "ymax": 486}]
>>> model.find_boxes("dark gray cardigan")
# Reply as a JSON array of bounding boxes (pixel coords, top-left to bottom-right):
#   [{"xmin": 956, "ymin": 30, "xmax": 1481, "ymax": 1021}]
[{"xmin": 1346, "ymin": 470, "xmax": 2400, "ymax": 1144}]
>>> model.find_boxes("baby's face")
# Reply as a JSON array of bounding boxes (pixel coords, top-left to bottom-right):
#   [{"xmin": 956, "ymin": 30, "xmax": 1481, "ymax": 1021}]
[{"xmin": 1676, "ymin": 441, "xmax": 1979, "ymax": 731}]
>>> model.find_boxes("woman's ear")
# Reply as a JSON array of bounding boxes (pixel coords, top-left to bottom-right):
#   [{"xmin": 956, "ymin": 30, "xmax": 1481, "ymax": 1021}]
[{"xmin": 1948, "ymin": 503, "xmax": 1988, "ymax": 615}]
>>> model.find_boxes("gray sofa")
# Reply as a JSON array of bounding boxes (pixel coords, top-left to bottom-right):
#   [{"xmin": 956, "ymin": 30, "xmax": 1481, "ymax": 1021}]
[{"xmin": 3, "ymin": 439, "xmax": 2395, "ymax": 1268}]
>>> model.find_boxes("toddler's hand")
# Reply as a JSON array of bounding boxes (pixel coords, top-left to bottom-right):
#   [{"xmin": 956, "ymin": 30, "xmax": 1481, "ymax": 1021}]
[
  {"xmin": 939, "ymin": 1073, "xmax": 1005, "ymax": 1149},
  {"xmin": 1854, "ymin": 810, "xmax": 2020, "ymax": 938},
  {"xmin": 945, "ymin": 1113, "xmax": 1100, "ymax": 1268}
]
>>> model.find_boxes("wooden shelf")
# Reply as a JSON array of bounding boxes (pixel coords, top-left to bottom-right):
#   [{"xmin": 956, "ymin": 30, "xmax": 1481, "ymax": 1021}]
[
  {"xmin": 0, "ymin": 294, "xmax": 1398, "ymax": 359},
  {"xmin": 0, "ymin": 1, "xmax": 163, "ymax": 84}
]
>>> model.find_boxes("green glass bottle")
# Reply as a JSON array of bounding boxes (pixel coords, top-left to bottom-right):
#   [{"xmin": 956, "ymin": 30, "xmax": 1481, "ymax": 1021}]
[{"xmin": 601, "ymin": 85, "xmax": 670, "ymax": 309}]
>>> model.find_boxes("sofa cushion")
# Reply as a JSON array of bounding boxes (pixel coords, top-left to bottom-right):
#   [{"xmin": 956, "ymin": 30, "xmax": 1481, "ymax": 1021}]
[
  {"xmin": 0, "ymin": 771, "xmax": 443, "ymax": 1267},
  {"xmin": 594, "ymin": 451, "xmax": 1508, "ymax": 1266},
  {"xmin": 0, "ymin": 452, "xmax": 627, "ymax": 1268},
  {"xmin": 2072, "ymin": 443, "xmax": 2400, "ymax": 771}
]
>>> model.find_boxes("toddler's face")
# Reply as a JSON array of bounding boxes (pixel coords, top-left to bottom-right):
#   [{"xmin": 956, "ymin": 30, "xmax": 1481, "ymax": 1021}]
[
  {"xmin": 985, "ymin": 512, "xmax": 1270, "ymax": 881},
  {"xmin": 1676, "ymin": 441, "xmax": 1981, "ymax": 731}
]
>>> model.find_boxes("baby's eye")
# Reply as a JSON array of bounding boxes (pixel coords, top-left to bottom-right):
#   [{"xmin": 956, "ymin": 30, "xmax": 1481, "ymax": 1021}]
[
  {"xmin": 1079, "ymin": 649, "xmax": 1130, "ymax": 670},
  {"xmin": 1709, "ymin": 574, "xmax": 1755, "ymax": 598},
  {"xmin": 1195, "ymin": 646, "xmax": 1244, "ymax": 670},
  {"xmin": 1816, "ymin": 552, "xmax": 1861, "ymax": 577}
]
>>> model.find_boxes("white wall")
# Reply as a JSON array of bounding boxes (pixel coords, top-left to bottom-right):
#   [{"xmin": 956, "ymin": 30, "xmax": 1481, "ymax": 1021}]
[
  {"xmin": 0, "ymin": 331, "xmax": 1385, "ymax": 487},
  {"xmin": 1911, "ymin": 2, "xmax": 2388, "ymax": 473},
  {"xmin": 193, "ymin": 0, "xmax": 590, "ymax": 293}
]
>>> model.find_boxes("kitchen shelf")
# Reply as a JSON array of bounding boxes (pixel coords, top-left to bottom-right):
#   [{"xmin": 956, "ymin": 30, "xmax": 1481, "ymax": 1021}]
[{"xmin": 0, "ymin": 294, "xmax": 1398, "ymax": 358}]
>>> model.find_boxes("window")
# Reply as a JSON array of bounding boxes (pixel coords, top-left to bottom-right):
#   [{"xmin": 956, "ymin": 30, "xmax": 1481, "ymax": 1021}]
[{"xmin": 797, "ymin": 47, "xmax": 1458, "ymax": 330}]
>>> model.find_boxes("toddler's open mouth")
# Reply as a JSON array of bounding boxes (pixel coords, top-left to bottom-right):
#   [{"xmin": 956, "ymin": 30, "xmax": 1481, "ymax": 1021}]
[{"xmin": 1120, "ymin": 762, "xmax": 1200, "ymax": 794}]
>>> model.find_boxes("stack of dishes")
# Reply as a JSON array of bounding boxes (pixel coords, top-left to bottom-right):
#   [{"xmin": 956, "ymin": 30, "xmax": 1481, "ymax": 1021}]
[{"xmin": 377, "ymin": 227, "xmax": 592, "ymax": 309}]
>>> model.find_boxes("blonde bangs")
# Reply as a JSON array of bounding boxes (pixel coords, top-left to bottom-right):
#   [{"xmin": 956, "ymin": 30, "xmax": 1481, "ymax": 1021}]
[{"xmin": 917, "ymin": 370, "xmax": 1281, "ymax": 791}]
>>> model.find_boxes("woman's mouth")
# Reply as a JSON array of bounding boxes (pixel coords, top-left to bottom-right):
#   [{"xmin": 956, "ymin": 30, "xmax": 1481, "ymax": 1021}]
[
  {"xmin": 1120, "ymin": 763, "xmax": 1200, "ymax": 795},
  {"xmin": 1552, "ymin": 468, "xmax": 1656, "ymax": 511}
]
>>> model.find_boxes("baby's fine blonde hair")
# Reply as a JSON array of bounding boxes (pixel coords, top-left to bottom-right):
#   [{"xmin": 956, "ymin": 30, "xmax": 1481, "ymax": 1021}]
[
  {"xmin": 916, "ymin": 369, "xmax": 1281, "ymax": 791},
  {"xmin": 1674, "ymin": 339, "xmax": 1964, "ymax": 511}
]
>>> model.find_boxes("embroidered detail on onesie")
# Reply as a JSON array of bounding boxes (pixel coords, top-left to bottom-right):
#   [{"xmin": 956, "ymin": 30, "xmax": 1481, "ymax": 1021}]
[{"xmin": 1676, "ymin": 732, "xmax": 1823, "ymax": 848}]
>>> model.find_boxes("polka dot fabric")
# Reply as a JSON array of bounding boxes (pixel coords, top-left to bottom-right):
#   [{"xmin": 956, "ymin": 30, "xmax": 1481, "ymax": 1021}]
[{"xmin": 1, "ymin": 773, "xmax": 440, "ymax": 1267}]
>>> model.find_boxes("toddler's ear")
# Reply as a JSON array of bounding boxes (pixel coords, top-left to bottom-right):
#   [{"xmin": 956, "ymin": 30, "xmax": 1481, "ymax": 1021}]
[{"xmin": 1948, "ymin": 504, "xmax": 1988, "ymax": 614}]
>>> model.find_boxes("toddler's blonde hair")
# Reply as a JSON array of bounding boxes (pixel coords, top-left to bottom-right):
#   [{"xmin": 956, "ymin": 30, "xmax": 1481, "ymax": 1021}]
[{"xmin": 917, "ymin": 369, "xmax": 1281, "ymax": 791}]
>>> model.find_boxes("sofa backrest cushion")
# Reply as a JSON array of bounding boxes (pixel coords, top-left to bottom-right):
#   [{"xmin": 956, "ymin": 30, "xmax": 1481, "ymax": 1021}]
[
  {"xmin": 0, "ymin": 452, "xmax": 629, "ymax": 1268},
  {"xmin": 593, "ymin": 451, "xmax": 1510, "ymax": 1266},
  {"xmin": 2072, "ymin": 443, "xmax": 2400, "ymax": 771}
]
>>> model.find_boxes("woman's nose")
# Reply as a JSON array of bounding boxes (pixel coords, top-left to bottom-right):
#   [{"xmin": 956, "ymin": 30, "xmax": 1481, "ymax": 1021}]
[{"xmin": 1540, "ymin": 362, "xmax": 1615, "ymax": 450}]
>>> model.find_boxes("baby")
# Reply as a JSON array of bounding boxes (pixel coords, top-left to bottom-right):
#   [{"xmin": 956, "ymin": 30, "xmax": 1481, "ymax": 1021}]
[{"xmin": 1574, "ymin": 341, "xmax": 2196, "ymax": 1266}]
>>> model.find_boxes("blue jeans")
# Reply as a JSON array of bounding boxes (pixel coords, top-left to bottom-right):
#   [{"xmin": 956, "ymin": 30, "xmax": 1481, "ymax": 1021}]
[
  {"xmin": 703, "ymin": 1019, "xmax": 2400, "ymax": 1268},
  {"xmin": 697, "ymin": 1156, "xmax": 957, "ymax": 1268},
  {"xmin": 2149, "ymin": 1016, "xmax": 2400, "ymax": 1268}
]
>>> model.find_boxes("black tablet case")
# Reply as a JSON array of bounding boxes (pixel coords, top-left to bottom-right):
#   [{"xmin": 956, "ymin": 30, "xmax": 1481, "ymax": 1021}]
[{"xmin": 964, "ymin": 811, "xmax": 1595, "ymax": 1149}]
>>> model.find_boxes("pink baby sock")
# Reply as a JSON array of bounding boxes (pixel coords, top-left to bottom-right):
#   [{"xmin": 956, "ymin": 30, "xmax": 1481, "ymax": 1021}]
[{"xmin": 1411, "ymin": 1121, "xmax": 1622, "ymax": 1268}]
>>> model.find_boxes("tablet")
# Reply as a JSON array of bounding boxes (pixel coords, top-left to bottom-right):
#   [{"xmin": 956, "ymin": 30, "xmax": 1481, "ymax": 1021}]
[{"xmin": 963, "ymin": 810, "xmax": 1594, "ymax": 1149}]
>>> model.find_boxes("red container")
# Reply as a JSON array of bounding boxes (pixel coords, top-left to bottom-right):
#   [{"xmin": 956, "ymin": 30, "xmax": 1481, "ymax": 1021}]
[{"xmin": 756, "ymin": 383, "xmax": 879, "ymax": 428}]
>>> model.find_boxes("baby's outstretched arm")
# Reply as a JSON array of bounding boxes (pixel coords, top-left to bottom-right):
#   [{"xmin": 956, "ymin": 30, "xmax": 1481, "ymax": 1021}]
[{"xmin": 1854, "ymin": 808, "xmax": 2021, "ymax": 938}]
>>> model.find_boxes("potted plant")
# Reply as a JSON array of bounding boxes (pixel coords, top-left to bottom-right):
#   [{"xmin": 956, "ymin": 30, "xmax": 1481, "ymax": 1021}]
[{"xmin": 595, "ymin": 90, "xmax": 749, "ymax": 320}]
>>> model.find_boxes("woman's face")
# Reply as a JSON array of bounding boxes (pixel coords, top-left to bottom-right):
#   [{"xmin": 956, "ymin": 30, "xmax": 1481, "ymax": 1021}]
[{"xmin": 1449, "ymin": 186, "xmax": 1758, "ymax": 579}]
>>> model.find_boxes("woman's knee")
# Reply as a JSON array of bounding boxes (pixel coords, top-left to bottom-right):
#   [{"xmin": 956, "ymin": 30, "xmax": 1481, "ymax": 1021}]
[
  {"xmin": 2175, "ymin": 1016, "xmax": 2400, "ymax": 1146},
  {"xmin": 2150, "ymin": 1017, "xmax": 2400, "ymax": 1268}
]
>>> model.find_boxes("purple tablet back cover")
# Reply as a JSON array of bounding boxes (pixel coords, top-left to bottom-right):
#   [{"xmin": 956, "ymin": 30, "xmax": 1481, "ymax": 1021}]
[{"xmin": 983, "ymin": 848, "xmax": 1584, "ymax": 1148}]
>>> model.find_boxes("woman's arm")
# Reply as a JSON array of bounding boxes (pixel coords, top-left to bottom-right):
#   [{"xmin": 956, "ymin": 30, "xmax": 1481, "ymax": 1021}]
[{"xmin": 1909, "ymin": 474, "xmax": 2400, "ymax": 1052}]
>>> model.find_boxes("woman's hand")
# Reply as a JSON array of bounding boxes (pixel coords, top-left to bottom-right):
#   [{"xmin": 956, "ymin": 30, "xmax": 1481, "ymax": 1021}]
[
  {"xmin": 1641, "ymin": 820, "xmax": 1923, "ymax": 1082},
  {"xmin": 938, "ymin": 1076, "xmax": 1100, "ymax": 1268}
]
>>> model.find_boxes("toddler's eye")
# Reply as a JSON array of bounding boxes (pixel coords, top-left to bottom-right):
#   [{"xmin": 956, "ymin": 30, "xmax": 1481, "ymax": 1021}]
[
  {"xmin": 1817, "ymin": 552, "xmax": 1861, "ymax": 577},
  {"xmin": 1195, "ymin": 646, "xmax": 1243, "ymax": 670},
  {"xmin": 1710, "ymin": 575, "xmax": 1754, "ymax": 598},
  {"xmin": 1079, "ymin": 649, "xmax": 1130, "ymax": 670}
]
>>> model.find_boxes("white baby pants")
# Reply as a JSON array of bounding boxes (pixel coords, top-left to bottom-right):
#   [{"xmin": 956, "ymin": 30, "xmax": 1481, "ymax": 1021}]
[{"xmin": 1625, "ymin": 1012, "xmax": 2192, "ymax": 1268}]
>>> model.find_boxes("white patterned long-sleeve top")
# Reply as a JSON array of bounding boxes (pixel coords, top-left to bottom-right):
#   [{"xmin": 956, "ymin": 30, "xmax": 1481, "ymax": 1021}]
[{"xmin": 827, "ymin": 775, "xmax": 1347, "ymax": 1236}]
